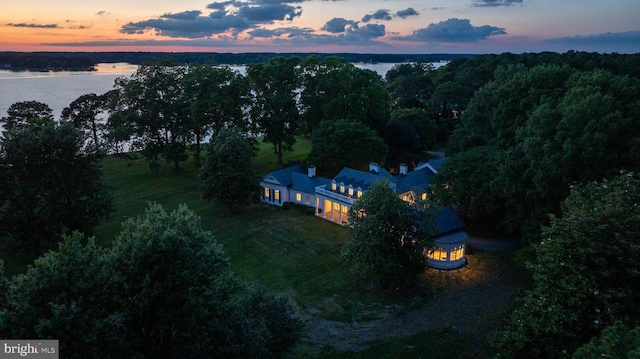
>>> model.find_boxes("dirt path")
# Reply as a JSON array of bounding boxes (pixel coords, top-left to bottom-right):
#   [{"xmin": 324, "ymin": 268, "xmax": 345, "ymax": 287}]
[{"xmin": 298, "ymin": 239, "xmax": 525, "ymax": 352}]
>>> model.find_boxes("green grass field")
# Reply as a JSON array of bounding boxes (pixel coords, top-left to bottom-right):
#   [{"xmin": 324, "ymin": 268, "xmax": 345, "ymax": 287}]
[
  {"xmin": 93, "ymin": 136, "xmax": 372, "ymax": 309},
  {"xmin": 1, "ymin": 136, "xmax": 487, "ymax": 357}
]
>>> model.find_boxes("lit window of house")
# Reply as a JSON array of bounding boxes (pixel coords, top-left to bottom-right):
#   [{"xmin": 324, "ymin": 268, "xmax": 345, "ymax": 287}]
[
  {"xmin": 296, "ymin": 193, "xmax": 302, "ymax": 202},
  {"xmin": 348, "ymin": 184, "xmax": 354, "ymax": 196},
  {"xmin": 428, "ymin": 248, "xmax": 448, "ymax": 261},
  {"xmin": 339, "ymin": 182, "xmax": 345, "ymax": 193},
  {"xmin": 422, "ymin": 192, "xmax": 427, "ymax": 201},
  {"xmin": 357, "ymin": 187, "xmax": 363, "ymax": 198},
  {"xmin": 450, "ymin": 245, "xmax": 464, "ymax": 261},
  {"xmin": 275, "ymin": 190, "xmax": 280, "ymax": 201},
  {"xmin": 264, "ymin": 187, "xmax": 270, "ymax": 198},
  {"xmin": 331, "ymin": 180, "xmax": 337, "ymax": 191}
]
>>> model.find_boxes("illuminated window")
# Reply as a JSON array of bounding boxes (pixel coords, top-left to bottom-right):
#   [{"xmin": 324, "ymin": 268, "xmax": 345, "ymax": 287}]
[
  {"xmin": 296, "ymin": 193, "xmax": 302, "ymax": 202},
  {"xmin": 341, "ymin": 205, "xmax": 349, "ymax": 224},
  {"xmin": 450, "ymin": 245, "xmax": 464, "ymax": 261},
  {"xmin": 421, "ymin": 192, "xmax": 427, "ymax": 201},
  {"xmin": 428, "ymin": 248, "xmax": 448, "ymax": 261},
  {"xmin": 357, "ymin": 187, "xmax": 363, "ymax": 198},
  {"xmin": 348, "ymin": 185, "xmax": 354, "ymax": 196},
  {"xmin": 275, "ymin": 190, "xmax": 280, "ymax": 201},
  {"xmin": 339, "ymin": 182, "xmax": 345, "ymax": 193},
  {"xmin": 264, "ymin": 187, "xmax": 270, "ymax": 198},
  {"xmin": 331, "ymin": 180, "xmax": 337, "ymax": 191}
]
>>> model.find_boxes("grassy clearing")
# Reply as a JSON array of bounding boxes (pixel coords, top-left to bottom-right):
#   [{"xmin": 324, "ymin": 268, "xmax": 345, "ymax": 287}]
[{"xmin": 94, "ymin": 136, "xmax": 381, "ymax": 310}]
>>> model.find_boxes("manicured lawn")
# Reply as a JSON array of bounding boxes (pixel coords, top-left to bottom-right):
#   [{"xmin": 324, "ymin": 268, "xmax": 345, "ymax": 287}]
[{"xmin": 94, "ymin": 136, "xmax": 373, "ymax": 309}]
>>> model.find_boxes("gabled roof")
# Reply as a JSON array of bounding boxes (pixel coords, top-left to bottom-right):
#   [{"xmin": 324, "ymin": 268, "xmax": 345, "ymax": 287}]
[
  {"xmin": 262, "ymin": 165, "xmax": 303, "ymax": 186},
  {"xmin": 435, "ymin": 206, "xmax": 465, "ymax": 236},
  {"xmin": 332, "ymin": 167, "xmax": 393, "ymax": 191},
  {"xmin": 291, "ymin": 172, "xmax": 332, "ymax": 193},
  {"xmin": 416, "ymin": 157, "xmax": 448, "ymax": 173},
  {"xmin": 395, "ymin": 166, "xmax": 436, "ymax": 193}
]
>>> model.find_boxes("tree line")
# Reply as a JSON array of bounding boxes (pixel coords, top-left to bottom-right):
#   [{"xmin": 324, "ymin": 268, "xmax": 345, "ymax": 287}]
[{"xmin": 0, "ymin": 51, "xmax": 474, "ymax": 71}]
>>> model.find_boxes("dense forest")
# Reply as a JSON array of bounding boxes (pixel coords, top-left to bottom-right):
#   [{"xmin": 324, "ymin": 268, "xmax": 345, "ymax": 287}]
[{"xmin": 1, "ymin": 51, "xmax": 640, "ymax": 358}]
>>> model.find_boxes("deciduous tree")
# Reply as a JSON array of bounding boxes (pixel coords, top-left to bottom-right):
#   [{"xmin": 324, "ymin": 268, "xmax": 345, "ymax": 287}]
[
  {"xmin": 247, "ymin": 56, "xmax": 301, "ymax": 167},
  {"xmin": 183, "ymin": 64, "xmax": 253, "ymax": 166},
  {"xmin": 200, "ymin": 127, "xmax": 259, "ymax": 213},
  {"xmin": 61, "ymin": 93, "xmax": 110, "ymax": 153},
  {"xmin": 301, "ymin": 56, "xmax": 391, "ymax": 134},
  {"xmin": 571, "ymin": 321, "xmax": 640, "ymax": 359},
  {"xmin": 0, "ymin": 204, "xmax": 302, "ymax": 358},
  {"xmin": 0, "ymin": 119, "xmax": 112, "ymax": 251},
  {"xmin": 0, "ymin": 101, "xmax": 53, "ymax": 134},
  {"xmin": 308, "ymin": 119, "xmax": 387, "ymax": 174},
  {"xmin": 110, "ymin": 62, "xmax": 191, "ymax": 170},
  {"xmin": 491, "ymin": 172, "xmax": 640, "ymax": 358},
  {"xmin": 342, "ymin": 179, "xmax": 435, "ymax": 289}
]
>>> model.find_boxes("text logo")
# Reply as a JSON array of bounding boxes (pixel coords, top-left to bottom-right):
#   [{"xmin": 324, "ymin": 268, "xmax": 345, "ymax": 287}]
[{"xmin": 1, "ymin": 340, "xmax": 58, "ymax": 359}]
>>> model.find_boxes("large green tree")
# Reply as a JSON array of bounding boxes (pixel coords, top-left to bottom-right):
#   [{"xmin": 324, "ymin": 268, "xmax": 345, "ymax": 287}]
[
  {"xmin": 200, "ymin": 127, "xmax": 259, "ymax": 213},
  {"xmin": 183, "ymin": 64, "xmax": 253, "ymax": 166},
  {"xmin": 110, "ymin": 62, "xmax": 191, "ymax": 170},
  {"xmin": 384, "ymin": 108, "xmax": 437, "ymax": 167},
  {"xmin": 0, "ymin": 233, "xmax": 121, "ymax": 358},
  {"xmin": 247, "ymin": 56, "xmax": 301, "ymax": 167},
  {"xmin": 342, "ymin": 179, "xmax": 435, "ymax": 289},
  {"xmin": 0, "ymin": 101, "xmax": 53, "ymax": 134},
  {"xmin": 300, "ymin": 56, "xmax": 391, "ymax": 134},
  {"xmin": 0, "ymin": 119, "xmax": 112, "ymax": 251},
  {"xmin": 308, "ymin": 119, "xmax": 388, "ymax": 174},
  {"xmin": 0, "ymin": 204, "xmax": 302, "ymax": 358},
  {"xmin": 385, "ymin": 62, "xmax": 436, "ymax": 109},
  {"xmin": 491, "ymin": 172, "xmax": 640, "ymax": 358},
  {"xmin": 571, "ymin": 321, "xmax": 640, "ymax": 359},
  {"xmin": 61, "ymin": 93, "xmax": 110, "ymax": 153}
]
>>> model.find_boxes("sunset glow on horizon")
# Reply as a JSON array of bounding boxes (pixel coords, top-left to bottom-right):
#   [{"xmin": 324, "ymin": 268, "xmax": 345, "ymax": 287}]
[{"xmin": 1, "ymin": 0, "xmax": 639, "ymax": 54}]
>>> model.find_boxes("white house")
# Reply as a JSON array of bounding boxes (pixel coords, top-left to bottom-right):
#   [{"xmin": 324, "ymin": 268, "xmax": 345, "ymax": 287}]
[{"xmin": 260, "ymin": 159, "xmax": 468, "ymax": 270}]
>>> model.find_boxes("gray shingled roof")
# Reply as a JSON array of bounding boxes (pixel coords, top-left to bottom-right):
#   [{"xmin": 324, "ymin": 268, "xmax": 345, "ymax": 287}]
[
  {"xmin": 332, "ymin": 167, "xmax": 393, "ymax": 191},
  {"xmin": 290, "ymin": 172, "xmax": 332, "ymax": 193},
  {"xmin": 264, "ymin": 165, "xmax": 303, "ymax": 186},
  {"xmin": 435, "ymin": 206, "xmax": 465, "ymax": 235},
  {"xmin": 395, "ymin": 166, "xmax": 436, "ymax": 193}
]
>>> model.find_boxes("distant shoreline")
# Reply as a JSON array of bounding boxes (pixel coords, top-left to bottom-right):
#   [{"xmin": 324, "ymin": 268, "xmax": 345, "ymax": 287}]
[{"xmin": 0, "ymin": 51, "xmax": 476, "ymax": 72}]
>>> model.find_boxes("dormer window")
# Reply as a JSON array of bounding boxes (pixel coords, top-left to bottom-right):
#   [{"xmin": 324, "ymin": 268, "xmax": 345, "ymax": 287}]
[
  {"xmin": 348, "ymin": 184, "xmax": 354, "ymax": 196},
  {"xmin": 357, "ymin": 187, "xmax": 363, "ymax": 198},
  {"xmin": 339, "ymin": 182, "xmax": 345, "ymax": 193},
  {"xmin": 331, "ymin": 180, "xmax": 337, "ymax": 191}
]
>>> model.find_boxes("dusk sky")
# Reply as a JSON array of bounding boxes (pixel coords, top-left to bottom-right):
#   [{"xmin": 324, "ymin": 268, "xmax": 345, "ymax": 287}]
[{"xmin": 2, "ymin": 0, "xmax": 639, "ymax": 54}]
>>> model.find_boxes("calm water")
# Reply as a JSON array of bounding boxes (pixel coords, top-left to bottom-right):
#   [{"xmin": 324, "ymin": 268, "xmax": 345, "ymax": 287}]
[
  {"xmin": 0, "ymin": 63, "xmax": 136, "ymax": 119},
  {"xmin": 0, "ymin": 62, "xmax": 446, "ymax": 119}
]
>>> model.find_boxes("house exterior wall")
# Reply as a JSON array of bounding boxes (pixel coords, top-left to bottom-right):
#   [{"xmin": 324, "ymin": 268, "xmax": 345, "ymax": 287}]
[
  {"xmin": 291, "ymin": 190, "xmax": 314, "ymax": 206},
  {"xmin": 260, "ymin": 182, "xmax": 288, "ymax": 206}
]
